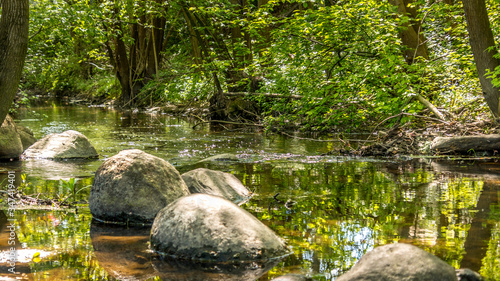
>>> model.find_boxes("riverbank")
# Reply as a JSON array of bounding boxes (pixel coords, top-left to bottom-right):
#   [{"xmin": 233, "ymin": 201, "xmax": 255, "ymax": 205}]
[{"xmin": 13, "ymin": 91, "xmax": 499, "ymax": 158}]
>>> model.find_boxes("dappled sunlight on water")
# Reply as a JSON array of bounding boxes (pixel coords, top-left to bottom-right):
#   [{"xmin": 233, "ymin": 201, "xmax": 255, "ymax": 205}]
[{"xmin": 0, "ymin": 105, "xmax": 499, "ymax": 280}]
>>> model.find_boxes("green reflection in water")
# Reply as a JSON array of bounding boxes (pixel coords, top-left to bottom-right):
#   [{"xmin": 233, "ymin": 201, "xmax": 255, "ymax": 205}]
[{"xmin": 0, "ymin": 105, "xmax": 498, "ymax": 280}]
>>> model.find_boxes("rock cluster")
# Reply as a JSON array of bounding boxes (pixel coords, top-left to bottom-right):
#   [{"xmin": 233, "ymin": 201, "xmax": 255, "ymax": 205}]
[
  {"xmin": 181, "ymin": 168, "xmax": 251, "ymax": 204},
  {"xmin": 88, "ymin": 150, "xmax": 289, "ymax": 263}
]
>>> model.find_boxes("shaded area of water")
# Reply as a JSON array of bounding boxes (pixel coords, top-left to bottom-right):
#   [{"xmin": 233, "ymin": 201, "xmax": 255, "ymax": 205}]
[{"xmin": 0, "ymin": 104, "xmax": 499, "ymax": 280}]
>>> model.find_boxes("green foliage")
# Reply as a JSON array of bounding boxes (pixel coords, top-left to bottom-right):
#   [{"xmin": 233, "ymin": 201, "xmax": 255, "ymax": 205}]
[
  {"xmin": 22, "ymin": 0, "xmax": 494, "ymax": 130},
  {"xmin": 75, "ymin": 73, "xmax": 120, "ymax": 101}
]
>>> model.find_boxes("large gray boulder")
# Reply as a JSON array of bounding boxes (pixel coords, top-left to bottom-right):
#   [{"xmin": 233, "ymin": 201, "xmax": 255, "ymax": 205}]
[
  {"xmin": 150, "ymin": 194, "xmax": 290, "ymax": 262},
  {"xmin": 181, "ymin": 168, "xmax": 251, "ymax": 204},
  {"xmin": 0, "ymin": 115, "xmax": 23, "ymax": 160},
  {"xmin": 336, "ymin": 243, "xmax": 458, "ymax": 281},
  {"xmin": 90, "ymin": 149, "xmax": 190, "ymax": 225},
  {"xmin": 22, "ymin": 130, "xmax": 98, "ymax": 159}
]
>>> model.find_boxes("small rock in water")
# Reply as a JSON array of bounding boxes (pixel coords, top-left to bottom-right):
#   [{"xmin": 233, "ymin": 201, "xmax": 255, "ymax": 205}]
[
  {"xmin": 336, "ymin": 243, "xmax": 458, "ymax": 281},
  {"xmin": 22, "ymin": 130, "xmax": 98, "ymax": 159},
  {"xmin": 197, "ymin": 153, "xmax": 239, "ymax": 163},
  {"xmin": 456, "ymin": 268, "xmax": 484, "ymax": 281},
  {"xmin": 182, "ymin": 168, "xmax": 252, "ymax": 204}
]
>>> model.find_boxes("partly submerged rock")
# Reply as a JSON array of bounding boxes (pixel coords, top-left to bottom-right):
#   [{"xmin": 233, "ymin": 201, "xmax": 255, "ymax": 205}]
[
  {"xmin": 89, "ymin": 149, "xmax": 190, "ymax": 225},
  {"xmin": 198, "ymin": 153, "xmax": 239, "ymax": 163},
  {"xmin": 181, "ymin": 168, "xmax": 251, "ymax": 204},
  {"xmin": 456, "ymin": 268, "xmax": 484, "ymax": 281},
  {"xmin": 0, "ymin": 115, "xmax": 23, "ymax": 160},
  {"xmin": 336, "ymin": 243, "xmax": 458, "ymax": 281},
  {"xmin": 22, "ymin": 130, "xmax": 98, "ymax": 159},
  {"xmin": 150, "ymin": 194, "xmax": 290, "ymax": 262},
  {"xmin": 271, "ymin": 274, "xmax": 311, "ymax": 281},
  {"xmin": 16, "ymin": 125, "xmax": 36, "ymax": 151}
]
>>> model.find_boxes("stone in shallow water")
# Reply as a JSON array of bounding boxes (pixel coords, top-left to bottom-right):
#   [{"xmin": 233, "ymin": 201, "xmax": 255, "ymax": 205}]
[
  {"xmin": 22, "ymin": 130, "xmax": 98, "ymax": 159},
  {"xmin": 0, "ymin": 115, "xmax": 24, "ymax": 160},
  {"xmin": 336, "ymin": 243, "xmax": 458, "ymax": 281},
  {"xmin": 181, "ymin": 168, "xmax": 252, "ymax": 204},
  {"xmin": 17, "ymin": 125, "xmax": 36, "ymax": 151},
  {"xmin": 150, "ymin": 193, "xmax": 291, "ymax": 262},
  {"xmin": 197, "ymin": 153, "xmax": 239, "ymax": 163},
  {"xmin": 271, "ymin": 274, "xmax": 311, "ymax": 281},
  {"xmin": 89, "ymin": 149, "xmax": 190, "ymax": 225}
]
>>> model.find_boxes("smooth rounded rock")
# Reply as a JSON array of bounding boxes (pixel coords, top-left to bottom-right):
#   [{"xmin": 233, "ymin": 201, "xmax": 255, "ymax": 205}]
[
  {"xmin": 336, "ymin": 243, "xmax": 458, "ymax": 281},
  {"xmin": 22, "ymin": 130, "xmax": 98, "ymax": 159},
  {"xmin": 181, "ymin": 168, "xmax": 251, "ymax": 204},
  {"xmin": 150, "ymin": 194, "xmax": 290, "ymax": 262},
  {"xmin": 89, "ymin": 149, "xmax": 190, "ymax": 225}
]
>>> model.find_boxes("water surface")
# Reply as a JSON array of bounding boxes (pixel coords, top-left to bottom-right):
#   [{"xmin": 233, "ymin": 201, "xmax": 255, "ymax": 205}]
[{"xmin": 0, "ymin": 103, "xmax": 499, "ymax": 280}]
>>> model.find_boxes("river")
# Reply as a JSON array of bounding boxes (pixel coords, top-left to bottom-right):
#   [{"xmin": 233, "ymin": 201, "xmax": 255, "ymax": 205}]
[{"xmin": 0, "ymin": 102, "xmax": 499, "ymax": 280}]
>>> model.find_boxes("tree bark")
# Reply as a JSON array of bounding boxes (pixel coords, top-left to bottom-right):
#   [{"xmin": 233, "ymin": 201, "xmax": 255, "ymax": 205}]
[
  {"xmin": 390, "ymin": 0, "xmax": 429, "ymax": 64},
  {"xmin": 0, "ymin": 0, "xmax": 29, "ymax": 124},
  {"xmin": 462, "ymin": 0, "xmax": 500, "ymax": 117}
]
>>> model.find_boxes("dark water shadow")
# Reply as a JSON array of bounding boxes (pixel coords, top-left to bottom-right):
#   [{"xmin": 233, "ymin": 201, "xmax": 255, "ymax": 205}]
[
  {"xmin": 90, "ymin": 221, "xmax": 282, "ymax": 281},
  {"xmin": 90, "ymin": 222, "xmax": 156, "ymax": 281},
  {"xmin": 152, "ymin": 256, "xmax": 281, "ymax": 281}
]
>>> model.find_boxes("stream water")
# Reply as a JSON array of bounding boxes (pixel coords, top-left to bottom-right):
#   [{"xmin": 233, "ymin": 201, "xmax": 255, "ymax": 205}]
[{"xmin": 1, "ymin": 102, "xmax": 499, "ymax": 280}]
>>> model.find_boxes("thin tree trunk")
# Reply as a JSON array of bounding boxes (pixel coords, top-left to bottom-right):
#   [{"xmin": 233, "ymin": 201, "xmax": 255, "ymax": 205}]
[
  {"xmin": 390, "ymin": 0, "xmax": 429, "ymax": 64},
  {"xmin": 114, "ymin": 32, "xmax": 133, "ymax": 106},
  {"xmin": 461, "ymin": 0, "xmax": 500, "ymax": 118},
  {"xmin": 0, "ymin": 0, "xmax": 30, "ymax": 124}
]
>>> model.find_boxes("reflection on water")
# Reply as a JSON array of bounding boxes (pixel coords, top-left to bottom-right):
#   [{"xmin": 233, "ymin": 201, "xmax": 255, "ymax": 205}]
[{"xmin": 0, "ymin": 104, "xmax": 499, "ymax": 280}]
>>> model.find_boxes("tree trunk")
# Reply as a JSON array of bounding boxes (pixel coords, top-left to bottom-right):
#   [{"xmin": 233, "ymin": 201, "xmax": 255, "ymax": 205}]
[
  {"xmin": 114, "ymin": 31, "xmax": 133, "ymax": 106},
  {"xmin": 390, "ymin": 0, "xmax": 429, "ymax": 64},
  {"xmin": 461, "ymin": 0, "xmax": 500, "ymax": 118},
  {"xmin": 0, "ymin": 0, "xmax": 29, "ymax": 124}
]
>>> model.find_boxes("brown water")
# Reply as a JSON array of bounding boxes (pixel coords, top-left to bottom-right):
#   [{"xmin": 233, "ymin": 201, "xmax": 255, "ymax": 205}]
[{"xmin": 0, "ymin": 103, "xmax": 499, "ymax": 280}]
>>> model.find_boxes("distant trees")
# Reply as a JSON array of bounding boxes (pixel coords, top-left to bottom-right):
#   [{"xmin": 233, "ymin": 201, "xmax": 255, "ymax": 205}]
[
  {"xmin": 0, "ymin": 0, "xmax": 29, "ymax": 124},
  {"xmin": 19, "ymin": 0, "xmax": 500, "ymax": 130},
  {"xmin": 101, "ymin": 0, "xmax": 166, "ymax": 107}
]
